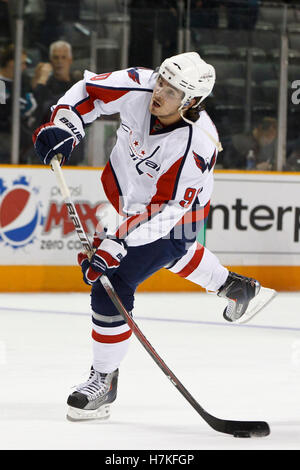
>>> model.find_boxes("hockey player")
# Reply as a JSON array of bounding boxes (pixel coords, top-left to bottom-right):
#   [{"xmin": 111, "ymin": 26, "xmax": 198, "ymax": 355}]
[{"xmin": 33, "ymin": 52, "xmax": 267, "ymax": 421}]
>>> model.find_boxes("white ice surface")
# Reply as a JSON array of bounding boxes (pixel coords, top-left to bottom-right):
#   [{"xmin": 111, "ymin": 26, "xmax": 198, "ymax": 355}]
[{"xmin": 0, "ymin": 291, "xmax": 300, "ymax": 450}]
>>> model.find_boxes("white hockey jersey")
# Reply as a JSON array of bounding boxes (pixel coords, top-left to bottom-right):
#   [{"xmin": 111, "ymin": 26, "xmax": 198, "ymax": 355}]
[{"xmin": 55, "ymin": 67, "xmax": 220, "ymax": 247}]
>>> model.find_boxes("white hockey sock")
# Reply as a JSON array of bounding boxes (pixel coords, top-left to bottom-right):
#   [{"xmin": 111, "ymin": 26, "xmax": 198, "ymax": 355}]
[
  {"xmin": 92, "ymin": 322, "xmax": 132, "ymax": 373},
  {"xmin": 169, "ymin": 241, "xmax": 228, "ymax": 292}
]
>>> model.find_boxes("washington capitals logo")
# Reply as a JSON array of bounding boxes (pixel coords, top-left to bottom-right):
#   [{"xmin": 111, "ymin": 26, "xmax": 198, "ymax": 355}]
[
  {"xmin": 127, "ymin": 68, "xmax": 141, "ymax": 84},
  {"xmin": 193, "ymin": 150, "xmax": 216, "ymax": 173},
  {"xmin": 0, "ymin": 176, "xmax": 44, "ymax": 249}
]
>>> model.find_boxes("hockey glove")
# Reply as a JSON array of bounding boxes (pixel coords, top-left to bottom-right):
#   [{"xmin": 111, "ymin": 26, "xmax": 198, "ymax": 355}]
[
  {"xmin": 78, "ymin": 237, "xmax": 127, "ymax": 286},
  {"xmin": 32, "ymin": 105, "xmax": 85, "ymax": 165}
]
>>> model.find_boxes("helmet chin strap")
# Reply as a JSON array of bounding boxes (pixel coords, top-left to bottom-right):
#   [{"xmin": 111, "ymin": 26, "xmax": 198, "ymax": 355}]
[
  {"xmin": 178, "ymin": 95, "xmax": 203, "ymax": 122},
  {"xmin": 178, "ymin": 98, "xmax": 201, "ymax": 125},
  {"xmin": 179, "ymin": 105, "xmax": 195, "ymax": 126},
  {"xmin": 178, "ymin": 103, "xmax": 223, "ymax": 152}
]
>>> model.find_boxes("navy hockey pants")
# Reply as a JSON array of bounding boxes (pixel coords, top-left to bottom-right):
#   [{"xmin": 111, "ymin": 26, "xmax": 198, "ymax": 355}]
[{"xmin": 90, "ymin": 237, "xmax": 188, "ymax": 327}]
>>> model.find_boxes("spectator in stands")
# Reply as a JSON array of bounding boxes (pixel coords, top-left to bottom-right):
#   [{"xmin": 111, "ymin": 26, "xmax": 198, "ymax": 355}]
[
  {"xmin": 32, "ymin": 40, "xmax": 82, "ymax": 122},
  {"xmin": 32, "ymin": 40, "xmax": 84, "ymax": 163},
  {"xmin": 222, "ymin": 117, "xmax": 277, "ymax": 170},
  {"xmin": 0, "ymin": 44, "xmax": 37, "ymax": 163}
]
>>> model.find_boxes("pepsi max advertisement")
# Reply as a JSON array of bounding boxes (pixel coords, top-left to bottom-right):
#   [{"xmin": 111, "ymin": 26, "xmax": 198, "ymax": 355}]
[{"xmin": 0, "ymin": 167, "xmax": 106, "ymax": 265}]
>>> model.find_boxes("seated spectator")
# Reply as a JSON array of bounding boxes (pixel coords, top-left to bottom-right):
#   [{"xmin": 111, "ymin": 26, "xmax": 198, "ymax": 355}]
[
  {"xmin": 32, "ymin": 40, "xmax": 84, "ymax": 163},
  {"xmin": 223, "ymin": 117, "xmax": 277, "ymax": 170},
  {"xmin": 0, "ymin": 44, "xmax": 37, "ymax": 163},
  {"xmin": 32, "ymin": 40, "xmax": 82, "ymax": 122}
]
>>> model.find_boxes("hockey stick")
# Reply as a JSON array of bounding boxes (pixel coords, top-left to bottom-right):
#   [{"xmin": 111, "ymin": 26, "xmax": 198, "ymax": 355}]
[{"xmin": 50, "ymin": 155, "xmax": 270, "ymax": 438}]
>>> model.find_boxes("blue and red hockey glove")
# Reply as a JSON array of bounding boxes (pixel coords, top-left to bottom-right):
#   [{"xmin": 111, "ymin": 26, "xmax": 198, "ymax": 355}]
[
  {"xmin": 78, "ymin": 233, "xmax": 127, "ymax": 285},
  {"xmin": 32, "ymin": 105, "xmax": 85, "ymax": 165}
]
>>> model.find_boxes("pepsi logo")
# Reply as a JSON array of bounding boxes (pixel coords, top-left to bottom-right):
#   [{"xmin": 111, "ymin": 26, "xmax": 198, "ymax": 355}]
[{"xmin": 0, "ymin": 176, "xmax": 44, "ymax": 249}]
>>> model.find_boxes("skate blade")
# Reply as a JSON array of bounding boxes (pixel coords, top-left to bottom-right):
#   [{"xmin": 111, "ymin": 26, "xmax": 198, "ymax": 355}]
[
  {"xmin": 66, "ymin": 404, "xmax": 111, "ymax": 422},
  {"xmin": 235, "ymin": 287, "xmax": 277, "ymax": 325}
]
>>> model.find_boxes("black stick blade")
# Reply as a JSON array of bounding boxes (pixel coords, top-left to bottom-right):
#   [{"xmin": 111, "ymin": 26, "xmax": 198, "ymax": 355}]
[
  {"xmin": 200, "ymin": 406, "xmax": 270, "ymax": 437},
  {"xmin": 224, "ymin": 420, "xmax": 270, "ymax": 438}
]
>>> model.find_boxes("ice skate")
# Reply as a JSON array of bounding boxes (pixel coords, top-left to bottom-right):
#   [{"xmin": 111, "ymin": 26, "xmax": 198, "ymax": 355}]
[
  {"xmin": 66, "ymin": 367, "xmax": 119, "ymax": 421},
  {"xmin": 218, "ymin": 271, "xmax": 276, "ymax": 324}
]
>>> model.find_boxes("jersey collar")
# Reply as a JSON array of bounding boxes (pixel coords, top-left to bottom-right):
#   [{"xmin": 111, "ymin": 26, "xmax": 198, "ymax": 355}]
[{"xmin": 149, "ymin": 114, "xmax": 190, "ymax": 135}]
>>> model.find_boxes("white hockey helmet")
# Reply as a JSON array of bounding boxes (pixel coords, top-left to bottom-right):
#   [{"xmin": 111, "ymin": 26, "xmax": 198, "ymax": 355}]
[{"xmin": 158, "ymin": 52, "xmax": 215, "ymax": 107}]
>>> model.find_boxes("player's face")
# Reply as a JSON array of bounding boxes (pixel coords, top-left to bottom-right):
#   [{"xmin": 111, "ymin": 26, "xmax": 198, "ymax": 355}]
[{"xmin": 149, "ymin": 76, "xmax": 184, "ymax": 125}]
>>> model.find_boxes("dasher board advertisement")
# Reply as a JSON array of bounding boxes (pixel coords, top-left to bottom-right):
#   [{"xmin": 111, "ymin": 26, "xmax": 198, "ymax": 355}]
[
  {"xmin": 0, "ymin": 166, "xmax": 107, "ymax": 265},
  {"xmin": 1, "ymin": 167, "xmax": 299, "ymax": 267},
  {"xmin": 206, "ymin": 172, "xmax": 300, "ymax": 266}
]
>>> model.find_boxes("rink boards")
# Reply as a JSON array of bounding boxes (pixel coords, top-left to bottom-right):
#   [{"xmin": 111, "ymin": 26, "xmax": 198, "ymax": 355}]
[{"xmin": 0, "ymin": 165, "xmax": 299, "ymax": 292}]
